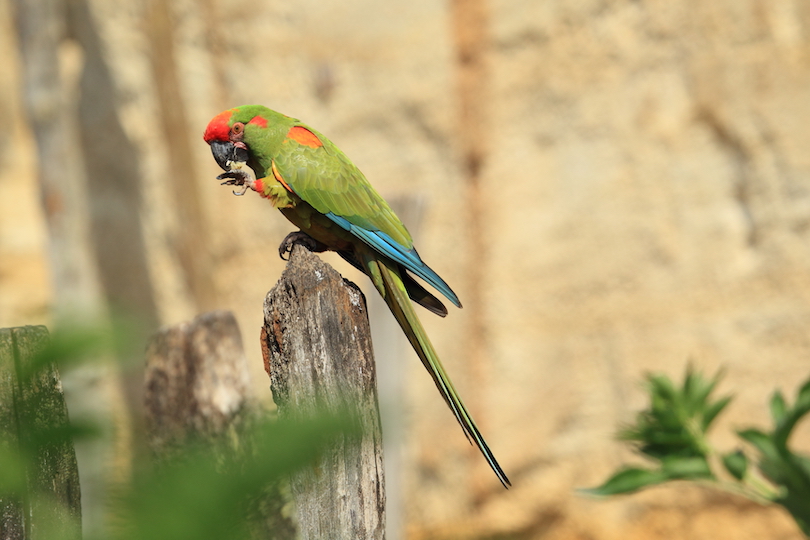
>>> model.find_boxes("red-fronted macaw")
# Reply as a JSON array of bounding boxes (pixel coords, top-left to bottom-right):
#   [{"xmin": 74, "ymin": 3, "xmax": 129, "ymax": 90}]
[{"xmin": 204, "ymin": 105, "xmax": 509, "ymax": 487}]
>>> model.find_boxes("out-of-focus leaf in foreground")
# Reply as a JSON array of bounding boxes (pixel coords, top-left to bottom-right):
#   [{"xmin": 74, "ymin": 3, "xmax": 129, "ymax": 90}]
[
  {"xmin": 3, "ymin": 321, "xmax": 362, "ymax": 540},
  {"xmin": 585, "ymin": 368, "xmax": 727, "ymax": 496},
  {"xmin": 585, "ymin": 368, "xmax": 810, "ymax": 538},
  {"xmin": 107, "ymin": 414, "xmax": 358, "ymax": 540}
]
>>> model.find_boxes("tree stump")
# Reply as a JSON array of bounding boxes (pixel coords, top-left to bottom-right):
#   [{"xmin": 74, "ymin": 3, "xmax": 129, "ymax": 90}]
[
  {"xmin": 0, "ymin": 326, "xmax": 82, "ymax": 540},
  {"xmin": 143, "ymin": 310, "xmax": 296, "ymax": 539},
  {"xmin": 144, "ymin": 310, "xmax": 253, "ymax": 457},
  {"xmin": 262, "ymin": 245, "xmax": 386, "ymax": 540}
]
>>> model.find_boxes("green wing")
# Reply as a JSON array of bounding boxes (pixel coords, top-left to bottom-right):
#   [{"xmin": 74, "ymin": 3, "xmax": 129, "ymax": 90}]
[
  {"xmin": 273, "ymin": 126, "xmax": 414, "ymax": 249},
  {"xmin": 272, "ymin": 123, "xmax": 462, "ymax": 308}
]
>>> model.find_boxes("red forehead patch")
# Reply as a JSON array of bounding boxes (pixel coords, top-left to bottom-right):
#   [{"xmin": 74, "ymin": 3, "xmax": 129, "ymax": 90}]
[
  {"xmin": 203, "ymin": 109, "xmax": 234, "ymax": 143},
  {"xmin": 287, "ymin": 126, "xmax": 323, "ymax": 148}
]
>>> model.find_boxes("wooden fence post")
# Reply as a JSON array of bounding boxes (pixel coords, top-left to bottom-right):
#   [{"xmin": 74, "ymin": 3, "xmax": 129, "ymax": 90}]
[
  {"xmin": 262, "ymin": 245, "xmax": 386, "ymax": 540},
  {"xmin": 0, "ymin": 326, "xmax": 82, "ymax": 540}
]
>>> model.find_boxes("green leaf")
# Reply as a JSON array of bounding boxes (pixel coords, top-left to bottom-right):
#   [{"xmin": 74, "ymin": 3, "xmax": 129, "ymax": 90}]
[
  {"xmin": 795, "ymin": 454, "xmax": 810, "ymax": 478},
  {"xmin": 722, "ymin": 450, "xmax": 748, "ymax": 481},
  {"xmin": 618, "ymin": 370, "xmax": 730, "ymax": 463},
  {"xmin": 766, "ymin": 380, "xmax": 810, "ymax": 451},
  {"xmin": 582, "ymin": 467, "xmax": 669, "ymax": 496},
  {"xmin": 738, "ymin": 428, "xmax": 780, "ymax": 460},
  {"xmin": 682, "ymin": 368, "xmax": 698, "ymax": 404},
  {"xmin": 660, "ymin": 456, "xmax": 713, "ymax": 480},
  {"xmin": 702, "ymin": 395, "xmax": 732, "ymax": 431},
  {"xmin": 0, "ymin": 447, "xmax": 27, "ymax": 494},
  {"xmin": 797, "ymin": 380, "xmax": 810, "ymax": 412},
  {"xmin": 648, "ymin": 374, "xmax": 678, "ymax": 404},
  {"xmin": 684, "ymin": 367, "xmax": 718, "ymax": 415},
  {"xmin": 113, "ymin": 412, "xmax": 360, "ymax": 540},
  {"xmin": 770, "ymin": 391, "xmax": 787, "ymax": 425},
  {"xmin": 589, "ymin": 368, "xmax": 810, "ymax": 539}
]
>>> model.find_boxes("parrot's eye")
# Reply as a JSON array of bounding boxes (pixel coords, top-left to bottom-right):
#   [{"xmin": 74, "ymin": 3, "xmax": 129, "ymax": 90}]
[{"xmin": 231, "ymin": 122, "xmax": 244, "ymax": 135}]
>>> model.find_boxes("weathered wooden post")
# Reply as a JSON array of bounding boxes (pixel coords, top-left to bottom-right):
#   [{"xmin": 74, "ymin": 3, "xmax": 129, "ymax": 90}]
[
  {"xmin": 262, "ymin": 245, "xmax": 386, "ymax": 540},
  {"xmin": 144, "ymin": 311, "xmax": 254, "ymax": 456},
  {"xmin": 0, "ymin": 326, "xmax": 82, "ymax": 540}
]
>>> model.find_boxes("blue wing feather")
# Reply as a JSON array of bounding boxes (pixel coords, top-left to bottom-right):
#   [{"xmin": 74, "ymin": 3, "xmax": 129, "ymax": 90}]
[{"xmin": 326, "ymin": 212, "xmax": 462, "ymax": 308}]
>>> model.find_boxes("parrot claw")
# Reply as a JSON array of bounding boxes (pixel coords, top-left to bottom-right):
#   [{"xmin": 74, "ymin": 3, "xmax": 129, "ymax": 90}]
[
  {"xmin": 217, "ymin": 166, "xmax": 255, "ymax": 196},
  {"xmin": 217, "ymin": 169, "xmax": 247, "ymax": 184},
  {"xmin": 278, "ymin": 231, "xmax": 328, "ymax": 260}
]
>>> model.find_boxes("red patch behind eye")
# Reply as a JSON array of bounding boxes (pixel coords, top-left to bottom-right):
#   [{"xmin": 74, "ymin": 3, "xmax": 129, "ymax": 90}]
[
  {"xmin": 248, "ymin": 116, "xmax": 268, "ymax": 128},
  {"xmin": 287, "ymin": 126, "xmax": 323, "ymax": 148},
  {"xmin": 203, "ymin": 109, "xmax": 234, "ymax": 142}
]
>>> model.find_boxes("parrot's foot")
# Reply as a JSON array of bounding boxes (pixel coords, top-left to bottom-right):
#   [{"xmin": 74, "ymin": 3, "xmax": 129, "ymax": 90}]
[
  {"xmin": 217, "ymin": 162, "xmax": 256, "ymax": 196},
  {"xmin": 217, "ymin": 169, "xmax": 251, "ymax": 195},
  {"xmin": 279, "ymin": 231, "xmax": 328, "ymax": 260}
]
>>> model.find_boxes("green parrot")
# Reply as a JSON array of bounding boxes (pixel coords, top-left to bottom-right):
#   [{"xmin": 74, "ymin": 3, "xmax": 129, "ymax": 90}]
[{"xmin": 204, "ymin": 104, "xmax": 509, "ymax": 487}]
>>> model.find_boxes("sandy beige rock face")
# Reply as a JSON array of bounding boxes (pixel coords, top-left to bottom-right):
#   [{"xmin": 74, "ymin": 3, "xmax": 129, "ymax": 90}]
[{"xmin": 1, "ymin": 0, "xmax": 809, "ymax": 538}]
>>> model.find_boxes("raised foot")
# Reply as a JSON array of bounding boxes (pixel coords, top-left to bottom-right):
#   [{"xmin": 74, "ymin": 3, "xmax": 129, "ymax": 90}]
[
  {"xmin": 278, "ymin": 231, "xmax": 329, "ymax": 260},
  {"xmin": 217, "ymin": 168, "xmax": 253, "ymax": 196}
]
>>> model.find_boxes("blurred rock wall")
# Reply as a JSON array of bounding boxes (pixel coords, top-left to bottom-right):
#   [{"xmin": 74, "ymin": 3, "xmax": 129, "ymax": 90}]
[{"xmin": 1, "ymin": 0, "xmax": 809, "ymax": 538}]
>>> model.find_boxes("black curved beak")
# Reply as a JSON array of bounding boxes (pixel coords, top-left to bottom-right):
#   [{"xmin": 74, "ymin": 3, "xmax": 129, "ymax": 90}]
[
  {"xmin": 210, "ymin": 140, "xmax": 250, "ymax": 171},
  {"xmin": 210, "ymin": 140, "xmax": 235, "ymax": 171}
]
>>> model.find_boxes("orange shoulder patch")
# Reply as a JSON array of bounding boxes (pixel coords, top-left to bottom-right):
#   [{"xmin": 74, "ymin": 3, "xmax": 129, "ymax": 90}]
[{"xmin": 287, "ymin": 126, "xmax": 323, "ymax": 148}]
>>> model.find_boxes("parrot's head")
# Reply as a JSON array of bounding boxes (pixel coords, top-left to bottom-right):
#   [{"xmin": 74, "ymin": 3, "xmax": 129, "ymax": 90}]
[
  {"xmin": 204, "ymin": 105, "xmax": 292, "ymax": 192},
  {"xmin": 205, "ymin": 105, "xmax": 295, "ymax": 163},
  {"xmin": 203, "ymin": 106, "xmax": 264, "ymax": 171}
]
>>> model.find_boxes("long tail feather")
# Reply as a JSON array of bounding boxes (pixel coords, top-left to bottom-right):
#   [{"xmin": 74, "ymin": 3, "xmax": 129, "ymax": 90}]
[{"xmin": 362, "ymin": 252, "xmax": 510, "ymax": 487}]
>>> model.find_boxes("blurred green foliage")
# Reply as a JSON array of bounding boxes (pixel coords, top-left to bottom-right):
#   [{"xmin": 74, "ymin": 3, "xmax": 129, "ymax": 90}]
[
  {"xmin": 585, "ymin": 368, "xmax": 810, "ymax": 537},
  {"xmin": 111, "ymin": 414, "xmax": 354, "ymax": 540},
  {"xmin": 0, "ymin": 324, "xmax": 360, "ymax": 540}
]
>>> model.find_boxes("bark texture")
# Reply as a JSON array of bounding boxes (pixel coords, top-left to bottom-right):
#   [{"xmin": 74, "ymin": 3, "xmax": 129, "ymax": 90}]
[
  {"xmin": 144, "ymin": 310, "xmax": 295, "ymax": 539},
  {"xmin": 0, "ymin": 326, "xmax": 81, "ymax": 540},
  {"xmin": 144, "ymin": 310, "xmax": 252, "ymax": 457},
  {"xmin": 262, "ymin": 246, "xmax": 385, "ymax": 540}
]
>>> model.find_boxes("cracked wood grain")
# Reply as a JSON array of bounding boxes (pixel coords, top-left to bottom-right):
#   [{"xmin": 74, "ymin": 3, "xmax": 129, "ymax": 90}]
[{"xmin": 262, "ymin": 245, "xmax": 385, "ymax": 540}]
